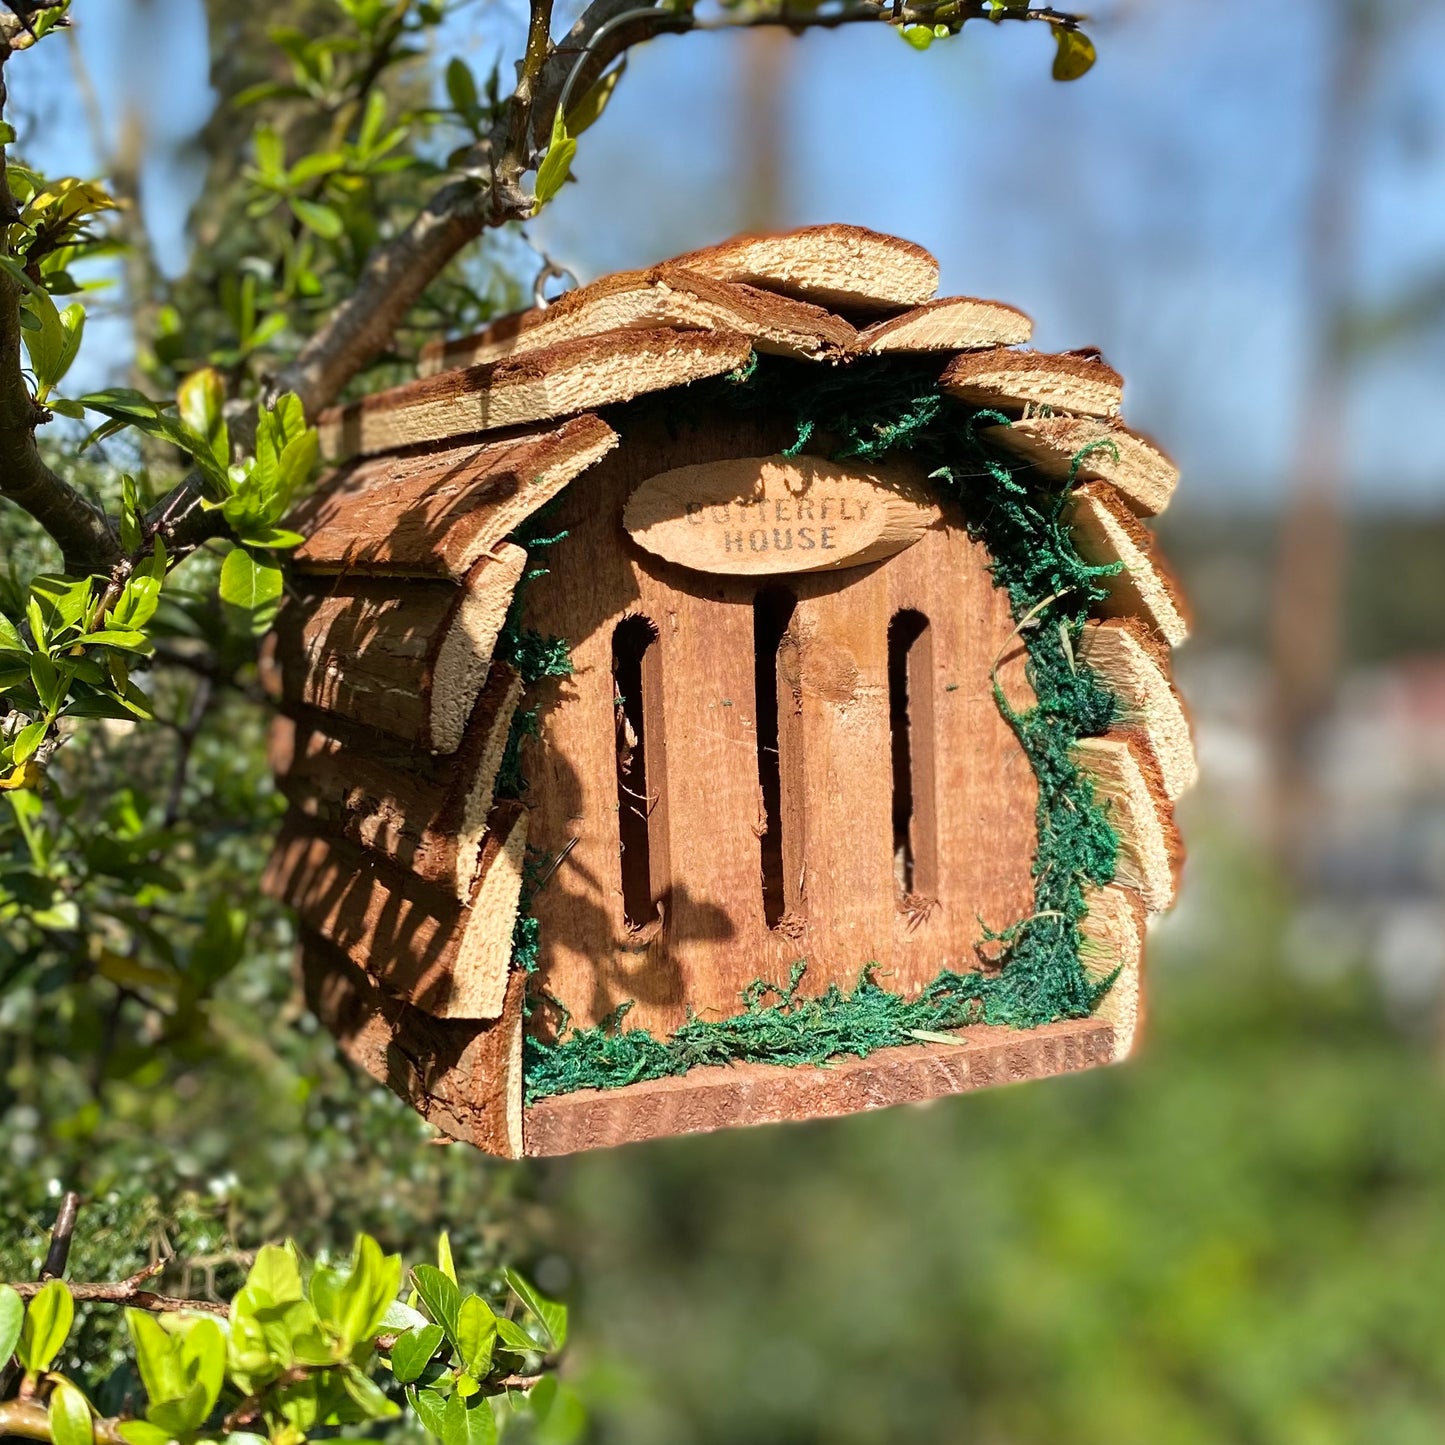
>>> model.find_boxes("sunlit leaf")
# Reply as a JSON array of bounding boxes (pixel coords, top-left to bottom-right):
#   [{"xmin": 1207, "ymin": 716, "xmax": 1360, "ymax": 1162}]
[
  {"xmin": 389, "ymin": 1323, "xmax": 445, "ymax": 1384},
  {"xmin": 48, "ymin": 1378, "xmax": 94, "ymax": 1445},
  {"xmin": 533, "ymin": 109, "xmax": 575, "ymax": 207},
  {"xmin": 505, "ymin": 1270, "xmax": 567, "ymax": 1350},
  {"xmin": 0, "ymin": 1284, "xmax": 23, "ymax": 1364},
  {"xmin": 218, "ymin": 549, "xmax": 284, "ymax": 636},
  {"xmin": 18, "ymin": 1279, "xmax": 74, "ymax": 1373},
  {"xmin": 1052, "ymin": 26, "xmax": 1096, "ymax": 81}
]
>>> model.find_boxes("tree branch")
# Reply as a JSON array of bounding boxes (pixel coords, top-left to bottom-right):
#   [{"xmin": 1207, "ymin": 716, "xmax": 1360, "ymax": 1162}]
[
  {"xmin": 38, "ymin": 1190, "xmax": 80, "ymax": 1281},
  {"xmin": 266, "ymin": 0, "xmax": 1081, "ymax": 421},
  {"xmin": 0, "ymin": 51, "xmax": 119, "ymax": 571},
  {"xmin": 6, "ymin": 1271, "xmax": 230, "ymax": 1318},
  {"xmin": 0, "ymin": 1401, "xmax": 127, "ymax": 1445}
]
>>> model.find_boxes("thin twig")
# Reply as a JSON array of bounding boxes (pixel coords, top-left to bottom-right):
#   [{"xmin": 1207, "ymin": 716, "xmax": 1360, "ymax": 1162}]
[
  {"xmin": 6, "ymin": 1273, "xmax": 229, "ymax": 1317},
  {"xmin": 39, "ymin": 1191, "xmax": 81, "ymax": 1281},
  {"xmin": 0, "ymin": 1401, "xmax": 126, "ymax": 1445}
]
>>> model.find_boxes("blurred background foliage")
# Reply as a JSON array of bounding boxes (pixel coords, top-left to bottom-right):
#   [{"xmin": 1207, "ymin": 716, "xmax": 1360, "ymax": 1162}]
[{"xmin": 6, "ymin": 0, "xmax": 1445, "ymax": 1442}]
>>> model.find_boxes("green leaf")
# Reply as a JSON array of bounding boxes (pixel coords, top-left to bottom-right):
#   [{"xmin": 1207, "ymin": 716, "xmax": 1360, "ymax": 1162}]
[
  {"xmin": 900, "ymin": 24, "xmax": 934, "ymax": 49},
  {"xmin": 342, "ymin": 1364, "xmax": 401, "ymax": 1420},
  {"xmin": 127, "ymin": 1308, "xmax": 185, "ymax": 1406},
  {"xmin": 21, "ymin": 284, "xmax": 69, "ymax": 393},
  {"xmin": 493, "ymin": 1317, "xmax": 536, "ymax": 1354},
  {"xmin": 53, "ymin": 304, "xmax": 85, "ymax": 390},
  {"xmin": 436, "ymin": 1232, "xmax": 457, "ymax": 1286},
  {"xmin": 445, "ymin": 57, "xmax": 479, "ymax": 120},
  {"xmin": 253, "ymin": 124, "xmax": 286, "ymax": 182},
  {"xmin": 288, "ymin": 151, "xmax": 346, "ymax": 186},
  {"xmin": 116, "ymin": 1423, "xmax": 171, "ymax": 1445},
  {"xmin": 180, "ymin": 1316, "xmax": 227, "ymax": 1417},
  {"xmin": 377, "ymin": 1298, "xmax": 429, "ymax": 1334},
  {"xmin": 408, "ymin": 1387, "xmax": 449, "ymax": 1440},
  {"xmin": 0, "ymin": 1284, "xmax": 24, "ymax": 1364},
  {"xmin": 31, "ymin": 574, "xmax": 94, "ymax": 641},
  {"xmin": 233, "ymin": 524, "xmax": 305, "ymax": 550},
  {"xmin": 177, "ymin": 367, "xmax": 229, "ymax": 474},
  {"xmin": 533, "ymin": 109, "xmax": 576, "ymax": 207},
  {"xmin": 0, "ymin": 253, "xmax": 44, "ymax": 300},
  {"xmin": 48, "ymin": 1379, "xmax": 94, "ymax": 1445},
  {"xmin": 218, "ymin": 549, "xmax": 284, "ymax": 636},
  {"xmin": 291, "ymin": 197, "xmax": 344, "ymax": 239},
  {"xmin": 63, "ymin": 689, "xmax": 150, "ymax": 722},
  {"xmin": 110, "ymin": 573, "xmax": 162, "ymax": 633},
  {"xmin": 453, "ymin": 1296, "xmax": 495, "ymax": 1379},
  {"xmin": 28, "ymin": 651, "xmax": 60, "ymax": 715},
  {"xmin": 410, "ymin": 1265, "xmax": 460, "ymax": 1340},
  {"xmin": 505, "ymin": 1270, "xmax": 567, "ymax": 1350},
  {"xmin": 390, "ymin": 1323, "xmax": 445, "ymax": 1384},
  {"xmin": 77, "ymin": 629, "xmax": 148, "ymax": 651},
  {"xmin": 19, "ymin": 1279, "xmax": 74, "ymax": 1373},
  {"xmin": 12, "ymin": 719, "xmax": 47, "ymax": 765},
  {"xmin": 246, "ymin": 1243, "xmax": 303, "ymax": 1304},
  {"xmin": 119, "ymin": 475, "xmax": 142, "ymax": 553},
  {"xmin": 566, "ymin": 64, "xmax": 623, "ymax": 137},
  {"xmin": 440, "ymin": 1391, "xmax": 496, "ymax": 1445},
  {"xmin": 0, "ymin": 612, "xmax": 24, "ymax": 656},
  {"xmin": 1052, "ymin": 26, "xmax": 1097, "ymax": 81},
  {"xmin": 147, "ymin": 1380, "xmax": 211, "ymax": 1437},
  {"xmin": 333, "ymin": 1234, "xmax": 402, "ymax": 1349}
]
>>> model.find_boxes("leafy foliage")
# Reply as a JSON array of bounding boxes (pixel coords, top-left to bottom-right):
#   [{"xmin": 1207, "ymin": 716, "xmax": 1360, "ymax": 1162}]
[{"xmin": 0, "ymin": 1236, "xmax": 571, "ymax": 1445}]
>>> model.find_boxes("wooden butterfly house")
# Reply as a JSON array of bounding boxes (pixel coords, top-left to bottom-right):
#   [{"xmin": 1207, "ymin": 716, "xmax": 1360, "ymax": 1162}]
[{"xmin": 262, "ymin": 224, "xmax": 1194, "ymax": 1157}]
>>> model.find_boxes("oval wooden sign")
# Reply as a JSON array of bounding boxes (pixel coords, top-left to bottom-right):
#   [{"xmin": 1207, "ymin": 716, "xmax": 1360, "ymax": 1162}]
[{"xmin": 622, "ymin": 455, "xmax": 941, "ymax": 577}]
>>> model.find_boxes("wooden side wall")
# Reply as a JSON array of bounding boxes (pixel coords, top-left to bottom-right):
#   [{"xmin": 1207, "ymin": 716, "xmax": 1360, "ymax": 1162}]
[{"xmin": 519, "ymin": 416, "xmax": 1039, "ymax": 1039}]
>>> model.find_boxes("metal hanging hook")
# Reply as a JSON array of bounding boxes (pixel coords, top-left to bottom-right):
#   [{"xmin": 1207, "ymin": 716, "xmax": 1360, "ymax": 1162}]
[{"xmin": 533, "ymin": 256, "xmax": 579, "ymax": 310}]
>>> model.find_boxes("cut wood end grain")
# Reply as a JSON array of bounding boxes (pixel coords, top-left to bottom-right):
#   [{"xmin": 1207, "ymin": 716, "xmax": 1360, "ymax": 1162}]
[
  {"xmin": 264, "ymin": 812, "xmax": 526, "ymax": 1021},
  {"xmin": 1073, "ymin": 733, "xmax": 1182, "ymax": 914},
  {"xmin": 270, "ymin": 663, "xmax": 523, "ymax": 897},
  {"xmin": 1076, "ymin": 618, "xmax": 1197, "ymax": 800},
  {"xmin": 981, "ymin": 415, "xmax": 1179, "ymax": 517},
  {"xmin": 320, "ymin": 327, "xmax": 755, "ymax": 461},
  {"xmin": 292, "ymin": 415, "xmax": 619, "ymax": 579},
  {"xmin": 669, "ymin": 224, "xmax": 939, "ymax": 312},
  {"xmin": 299, "ymin": 934, "xmax": 524, "ymax": 1156},
  {"xmin": 1067, "ymin": 482, "xmax": 1190, "ymax": 647},
  {"xmin": 429, "ymin": 543, "xmax": 527, "ymax": 754},
  {"xmin": 420, "ymin": 267, "xmax": 856, "ymax": 375},
  {"xmin": 440, "ymin": 804, "xmax": 530, "ymax": 1020},
  {"xmin": 940, "ymin": 348, "xmax": 1123, "ymax": 419},
  {"xmin": 856, "ymin": 294, "xmax": 1033, "ymax": 353},
  {"xmin": 1079, "ymin": 883, "xmax": 1147, "ymax": 1061}
]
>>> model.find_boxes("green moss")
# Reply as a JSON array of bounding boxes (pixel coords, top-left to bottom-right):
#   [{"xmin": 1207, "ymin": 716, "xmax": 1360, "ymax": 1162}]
[{"xmin": 517, "ymin": 355, "xmax": 1127, "ymax": 1101}]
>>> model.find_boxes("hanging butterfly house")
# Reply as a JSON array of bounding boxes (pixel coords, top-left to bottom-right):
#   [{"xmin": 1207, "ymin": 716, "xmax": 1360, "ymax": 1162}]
[{"xmin": 262, "ymin": 225, "xmax": 1194, "ymax": 1158}]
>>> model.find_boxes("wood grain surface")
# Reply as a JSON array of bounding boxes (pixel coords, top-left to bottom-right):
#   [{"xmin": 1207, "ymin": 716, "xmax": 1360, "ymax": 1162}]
[
  {"xmin": 524, "ymin": 1016, "xmax": 1116, "ymax": 1155},
  {"xmin": 518, "ymin": 414, "xmax": 1038, "ymax": 1040}
]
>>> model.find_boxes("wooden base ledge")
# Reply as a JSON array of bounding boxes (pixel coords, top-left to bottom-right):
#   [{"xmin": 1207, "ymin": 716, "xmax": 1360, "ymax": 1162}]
[{"xmin": 523, "ymin": 1016, "xmax": 1116, "ymax": 1156}]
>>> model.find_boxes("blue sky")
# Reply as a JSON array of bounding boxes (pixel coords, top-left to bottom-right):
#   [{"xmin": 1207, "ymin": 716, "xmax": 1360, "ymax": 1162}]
[{"xmin": 12, "ymin": 0, "xmax": 1445, "ymax": 510}]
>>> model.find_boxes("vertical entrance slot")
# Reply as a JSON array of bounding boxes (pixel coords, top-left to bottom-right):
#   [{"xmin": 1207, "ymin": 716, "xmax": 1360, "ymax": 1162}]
[
  {"xmin": 754, "ymin": 587, "xmax": 803, "ymax": 927},
  {"xmin": 889, "ymin": 609, "xmax": 938, "ymax": 899},
  {"xmin": 613, "ymin": 615, "xmax": 662, "ymax": 930}
]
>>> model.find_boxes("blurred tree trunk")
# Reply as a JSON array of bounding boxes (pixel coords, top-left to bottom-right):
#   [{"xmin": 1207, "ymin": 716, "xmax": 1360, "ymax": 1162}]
[
  {"xmin": 1267, "ymin": 0, "xmax": 1380, "ymax": 878},
  {"xmin": 737, "ymin": 31, "xmax": 794, "ymax": 232}
]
